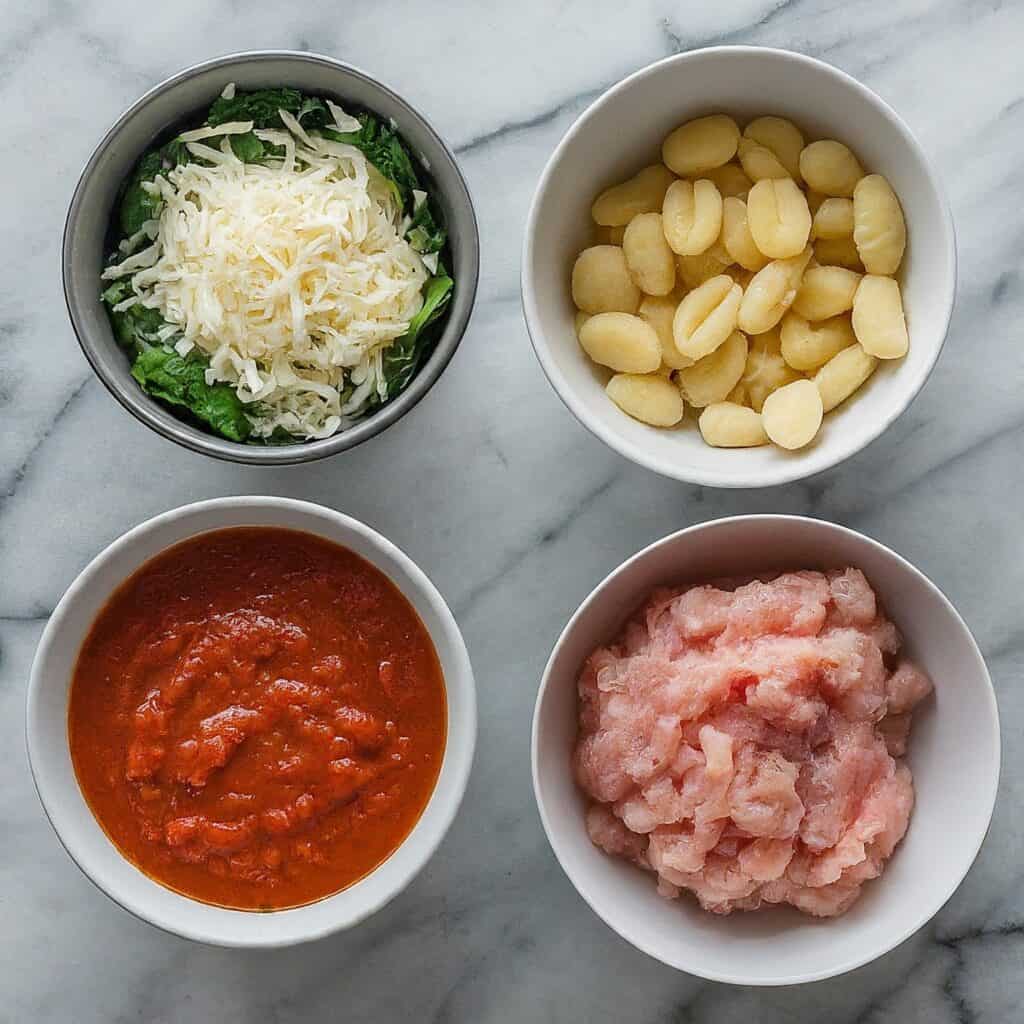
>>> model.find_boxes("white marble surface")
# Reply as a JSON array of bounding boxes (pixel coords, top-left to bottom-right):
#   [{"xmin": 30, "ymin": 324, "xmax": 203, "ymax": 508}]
[{"xmin": 2, "ymin": 0, "xmax": 1022, "ymax": 1020}]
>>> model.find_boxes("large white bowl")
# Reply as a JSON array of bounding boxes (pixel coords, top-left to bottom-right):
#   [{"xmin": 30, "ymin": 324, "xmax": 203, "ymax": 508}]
[
  {"xmin": 522, "ymin": 47, "xmax": 956, "ymax": 487},
  {"xmin": 26, "ymin": 497, "xmax": 476, "ymax": 947},
  {"xmin": 532, "ymin": 516, "xmax": 998, "ymax": 985}
]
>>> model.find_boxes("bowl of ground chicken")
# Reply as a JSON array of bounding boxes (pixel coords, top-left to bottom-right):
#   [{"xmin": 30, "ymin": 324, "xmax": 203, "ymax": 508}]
[{"xmin": 532, "ymin": 515, "xmax": 998, "ymax": 984}]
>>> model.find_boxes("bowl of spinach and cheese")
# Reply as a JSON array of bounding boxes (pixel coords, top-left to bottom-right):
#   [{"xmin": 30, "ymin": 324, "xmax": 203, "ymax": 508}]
[{"xmin": 63, "ymin": 52, "xmax": 479, "ymax": 464}]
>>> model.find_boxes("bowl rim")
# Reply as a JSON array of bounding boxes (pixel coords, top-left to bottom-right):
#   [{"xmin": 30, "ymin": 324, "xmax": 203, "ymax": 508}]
[
  {"xmin": 63, "ymin": 49, "xmax": 480, "ymax": 466},
  {"xmin": 25, "ymin": 495, "xmax": 477, "ymax": 947},
  {"xmin": 530, "ymin": 513, "xmax": 1000, "ymax": 984},
  {"xmin": 521, "ymin": 45, "xmax": 957, "ymax": 488}
]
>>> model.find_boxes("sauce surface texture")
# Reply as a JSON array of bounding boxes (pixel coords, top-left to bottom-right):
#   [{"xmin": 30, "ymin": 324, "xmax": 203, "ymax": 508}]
[{"xmin": 69, "ymin": 527, "xmax": 446, "ymax": 910}]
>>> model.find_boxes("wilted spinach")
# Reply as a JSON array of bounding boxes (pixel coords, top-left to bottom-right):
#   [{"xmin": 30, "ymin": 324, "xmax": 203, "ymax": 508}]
[
  {"xmin": 118, "ymin": 151, "xmax": 164, "ymax": 236},
  {"xmin": 101, "ymin": 279, "xmax": 167, "ymax": 352},
  {"xmin": 130, "ymin": 346, "xmax": 252, "ymax": 442},
  {"xmin": 228, "ymin": 131, "xmax": 266, "ymax": 163},
  {"xmin": 206, "ymin": 88, "xmax": 329, "ymax": 130},
  {"xmin": 117, "ymin": 136, "xmax": 192, "ymax": 235},
  {"xmin": 377, "ymin": 271, "xmax": 454, "ymax": 401},
  {"xmin": 104, "ymin": 87, "xmax": 453, "ymax": 443},
  {"xmin": 406, "ymin": 200, "xmax": 446, "ymax": 253},
  {"xmin": 323, "ymin": 114, "xmax": 420, "ymax": 208},
  {"xmin": 207, "ymin": 87, "xmax": 302, "ymax": 128}
]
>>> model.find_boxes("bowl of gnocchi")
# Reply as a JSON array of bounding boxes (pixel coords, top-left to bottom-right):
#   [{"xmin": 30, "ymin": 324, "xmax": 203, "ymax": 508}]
[{"xmin": 522, "ymin": 46, "xmax": 955, "ymax": 487}]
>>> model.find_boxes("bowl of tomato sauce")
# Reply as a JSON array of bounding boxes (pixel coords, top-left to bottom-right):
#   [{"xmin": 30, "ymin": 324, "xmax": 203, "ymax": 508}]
[{"xmin": 26, "ymin": 497, "xmax": 476, "ymax": 946}]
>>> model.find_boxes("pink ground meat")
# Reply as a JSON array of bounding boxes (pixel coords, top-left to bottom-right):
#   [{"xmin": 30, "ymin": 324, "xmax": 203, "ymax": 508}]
[{"xmin": 574, "ymin": 569, "xmax": 932, "ymax": 918}]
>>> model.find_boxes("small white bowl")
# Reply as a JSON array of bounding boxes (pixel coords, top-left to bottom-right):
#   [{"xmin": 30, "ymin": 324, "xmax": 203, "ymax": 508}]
[
  {"xmin": 532, "ymin": 515, "xmax": 998, "ymax": 985},
  {"xmin": 26, "ymin": 497, "xmax": 476, "ymax": 947},
  {"xmin": 522, "ymin": 47, "xmax": 956, "ymax": 487}
]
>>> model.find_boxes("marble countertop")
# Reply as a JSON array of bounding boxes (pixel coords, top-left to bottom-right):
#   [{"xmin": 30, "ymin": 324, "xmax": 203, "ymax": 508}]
[{"xmin": 3, "ymin": 1, "xmax": 1022, "ymax": 1020}]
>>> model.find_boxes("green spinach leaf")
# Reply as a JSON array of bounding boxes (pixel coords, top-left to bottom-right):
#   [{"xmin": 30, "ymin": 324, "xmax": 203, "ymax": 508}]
[
  {"xmin": 206, "ymin": 87, "xmax": 304, "ymax": 129},
  {"xmin": 101, "ymin": 280, "xmax": 167, "ymax": 352},
  {"xmin": 108, "ymin": 304, "xmax": 167, "ymax": 351},
  {"xmin": 406, "ymin": 199, "xmax": 447, "ymax": 253},
  {"xmin": 118, "ymin": 137, "xmax": 191, "ymax": 236},
  {"xmin": 322, "ymin": 114, "xmax": 420, "ymax": 208},
  {"xmin": 130, "ymin": 346, "xmax": 252, "ymax": 442},
  {"xmin": 207, "ymin": 88, "xmax": 331, "ymax": 132},
  {"xmin": 100, "ymin": 278, "xmax": 132, "ymax": 306},
  {"xmin": 229, "ymin": 131, "xmax": 265, "ymax": 163},
  {"xmin": 378, "ymin": 272, "xmax": 454, "ymax": 401},
  {"xmin": 296, "ymin": 95, "xmax": 329, "ymax": 128},
  {"xmin": 118, "ymin": 150, "xmax": 164, "ymax": 236},
  {"xmin": 161, "ymin": 137, "xmax": 191, "ymax": 169}
]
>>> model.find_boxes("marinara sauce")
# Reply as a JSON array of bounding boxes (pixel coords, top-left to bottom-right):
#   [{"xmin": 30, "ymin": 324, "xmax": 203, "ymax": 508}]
[{"xmin": 68, "ymin": 527, "xmax": 446, "ymax": 910}]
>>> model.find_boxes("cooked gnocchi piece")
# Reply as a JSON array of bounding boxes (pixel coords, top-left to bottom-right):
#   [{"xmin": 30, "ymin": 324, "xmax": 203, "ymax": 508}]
[
  {"xmin": 578, "ymin": 312, "xmax": 662, "ymax": 372},
  {"xmin": 677, "ymin": 330, "xmax": 748, "ymax": 407},
  {"xmin": 853, "ymin": 174, "xmax": 906, "ymax": 274},
  {"xmin": 701, "ymin": 162, "xmax": 752, "ymax": 198},
  {"xmin": 673, "ymin": 275, "xmax": 743, "ymax": 361},
  {"xmin": 606, "ymin": 373, "xmax": 685, "ymax": 426},
  {"xmin": 699, "ymin": 402, "xmax": 769, "ymax": 447},
  {"xmin": 592, "ymin": 164, "xmax": 678, "ymax": 226},
  {"xmin": 736, "ymin": 136, "xmax": 790, "ymax": 182},
  {"xmin": 780, "ymin": 312, "xmax": 856, "ymax": 371},
  {"xmin": 761, "ymin": 379, "xmax": 824, "ymax": 449},
  {"xmin": 811, "ymin": 197, "xmax": 855, "ymax": 239},
  {"xmin": 792, "ymin": 265, "xmax": 861, "ymax": 321},
  {"xmin": 622, "ymin": 213, "xmax": 676, "ymax": 295},
  {"xmin": 738, "ymin": 246, "xmax": 813, "ymax": 335},
  {"xmin": 852, "ymin": 275, "xmax": 909, "ymax": 358},
  {"xmin": 799, "ymin": 140, "xmax": 864, "ymax": 197},
  {"xmin": 571, "ymin": 112, "xmax": 909, "ymax": 452},
  {"xmin": 743, "ymin": 116, "xmax": 804, "ymax": 180},
  {"xmin": 639, "ymin": 295, "xmax": 693, "ymax": 370},
  {"xmin": 662, "ymin": 115, "xmax": 740, "ymax": 177},
  {"xmin": 571, "ymin": 245, "xmax": 641, "ymax": 313},
  {"xmin": 814, "ymin": 344, "xmax": 879, "ymax": 411},
  {"xmin": 747, "ymin": 178, "xmax": 812, "ymax": 258},
  {"xmin": 662, "ymin": 179, "xmax": 724, "ymax": 256},
  {"xmin": 676, "ymin": 248, "xmax": 727, "ymax": 286},
  {"xmin": 739, "ymin": 329, "xmax": 802, "ymax": 412},
  {"xmin": 721, "ymin": 197, "xmax": 770, "ymax": 272}
]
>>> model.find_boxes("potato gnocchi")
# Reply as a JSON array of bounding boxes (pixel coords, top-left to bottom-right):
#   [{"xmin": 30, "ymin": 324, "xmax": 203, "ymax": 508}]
[
  {"xmin": 569, "ymin": 111, "xmax": 910, "ymax": 450},
  {"xmin": 662, "ymin": 179, "xmax": 723, "ymax": 256},
  {"xmin": 622, "ymin": 213, "xmax": 676, "ymax": 295},
  {"xmin": 747, "ymin": 178, "xmax": 812, "ymax": 259}
]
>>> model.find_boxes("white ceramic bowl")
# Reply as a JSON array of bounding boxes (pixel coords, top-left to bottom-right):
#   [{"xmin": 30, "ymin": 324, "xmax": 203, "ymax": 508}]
[
  {"xmin": 532, "ymin": 515, "xmax": 998, "ymax": 985},
  {"xmin": 26, "ymin": 497, "xmax": 476, "ymax": 947},
  {"xmin": 522, "ymin": 47, "xmax": 956, "ymax": 487}
]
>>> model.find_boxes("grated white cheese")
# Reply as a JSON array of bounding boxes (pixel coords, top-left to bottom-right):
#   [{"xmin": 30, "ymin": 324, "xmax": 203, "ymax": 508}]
[
  {"xmin": 177, "ymin": 120, "xmax": 254, "ymax": 143},
  {"xmin": 326, "ymin": 99, "xmax": 362, "ymax": 133},
  {"xmin": 103, "ymin": 117, "xmax": 430, "ymax": 439}
]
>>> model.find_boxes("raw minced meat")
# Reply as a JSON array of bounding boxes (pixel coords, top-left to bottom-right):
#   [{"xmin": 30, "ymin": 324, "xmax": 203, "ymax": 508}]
[{"xmin": 574, "ymin": 569, "xmax": 932, "ymax": 917}]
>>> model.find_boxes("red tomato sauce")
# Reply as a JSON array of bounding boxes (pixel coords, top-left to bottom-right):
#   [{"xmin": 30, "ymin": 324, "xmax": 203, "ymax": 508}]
[{"xmin": 68, "ymin": 527, "xmax": 446, "ymax": 910}]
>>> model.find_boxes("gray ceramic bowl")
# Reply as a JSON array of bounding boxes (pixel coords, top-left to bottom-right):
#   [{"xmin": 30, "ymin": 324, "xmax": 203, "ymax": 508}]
[{"xmin": 63, "ymin": 51, "xmax": 479, "ymax": 465}]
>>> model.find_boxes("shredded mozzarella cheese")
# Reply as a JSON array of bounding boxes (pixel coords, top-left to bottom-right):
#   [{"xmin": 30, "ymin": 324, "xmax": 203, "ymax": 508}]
[
  {"xmin": 103, "ymin": 118, "xmax": 429, "ymax": 439},
  {"xmin": 177, "ymin": 120, "xmax": 254, "ymax": 143}
]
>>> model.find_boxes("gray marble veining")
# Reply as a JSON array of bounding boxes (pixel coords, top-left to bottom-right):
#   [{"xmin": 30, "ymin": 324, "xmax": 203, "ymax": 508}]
[{"xmin": 2, "ymin": 0, "xmax": 1022, "ymax": 1020}]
